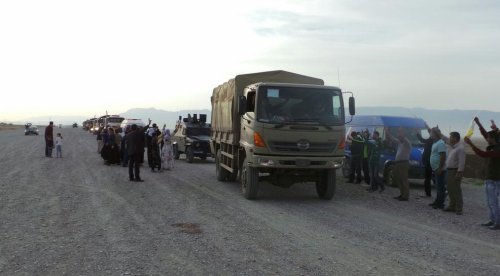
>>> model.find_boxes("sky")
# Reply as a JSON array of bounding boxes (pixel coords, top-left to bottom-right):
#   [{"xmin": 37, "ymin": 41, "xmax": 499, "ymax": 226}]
[{"xmin": 1, "ymin": 0, "xmax": 499, "ymax": 122}]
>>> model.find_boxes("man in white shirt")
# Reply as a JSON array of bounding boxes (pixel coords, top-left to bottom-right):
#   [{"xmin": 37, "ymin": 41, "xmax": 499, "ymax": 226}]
[
  {"xmin": 438, "ymin": 129, "xmax": 466, "ymax": 214},
  {"xmin": 385, "ymin": 127, "xmax": 412, "ymax": 201}
]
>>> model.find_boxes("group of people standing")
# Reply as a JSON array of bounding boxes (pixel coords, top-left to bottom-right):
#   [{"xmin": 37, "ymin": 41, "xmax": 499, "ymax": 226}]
[
  {"xmin": 346, "ymin": 117, "xmax": 500, "ymax": 230},
  {"xmin": 95, "ymin": 119, "xmax": 175, "ymax": 182},
  {"xmin": 347, "ymin": 129, "xmax": 384, "ymax": 193}
]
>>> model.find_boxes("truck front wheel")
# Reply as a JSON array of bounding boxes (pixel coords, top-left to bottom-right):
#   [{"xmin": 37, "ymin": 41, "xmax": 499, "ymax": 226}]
[
  {"xmin": 316, "ymin": 169, "xmax": 336, "ymax": 200},
  {"xmin": 241, "ymin": 157, "xmax": 259, "ymax": 199},
  {"xmin": 215, "ymin": 149, "xmax": 228, "ymax": 181}
]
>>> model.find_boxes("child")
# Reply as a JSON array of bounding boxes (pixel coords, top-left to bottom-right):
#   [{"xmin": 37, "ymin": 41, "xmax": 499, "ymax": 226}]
[{"xmin": 55, "ymin": 133, "xmax": 63, "ymax": 158}]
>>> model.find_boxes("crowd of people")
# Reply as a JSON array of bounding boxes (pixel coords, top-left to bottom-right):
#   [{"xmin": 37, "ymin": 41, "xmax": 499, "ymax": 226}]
[
  {"xmin": 93, "ymin": 119, "xmax": 175, "ymax": 182},
  {"xmin": 346, "ymin": 117, "xmax": 500, "ymax": 230}
]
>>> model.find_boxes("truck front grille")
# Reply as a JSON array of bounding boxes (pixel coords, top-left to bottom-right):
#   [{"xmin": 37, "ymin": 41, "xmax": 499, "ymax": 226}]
[{"xmin": 269, "ymin": 141, "xmax": 336, "ymax": 153}]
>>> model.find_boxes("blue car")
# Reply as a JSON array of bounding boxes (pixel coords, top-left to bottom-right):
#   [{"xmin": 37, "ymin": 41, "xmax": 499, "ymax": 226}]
[{"xmin": 343, "ymin": 116, "xmax": 428, "ymax": 185}]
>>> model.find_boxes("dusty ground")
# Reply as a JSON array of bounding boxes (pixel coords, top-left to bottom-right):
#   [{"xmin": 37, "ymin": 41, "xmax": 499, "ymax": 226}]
[{"xmin": 0, "ymin": 128, "xmax": 499, "ymax": 276}]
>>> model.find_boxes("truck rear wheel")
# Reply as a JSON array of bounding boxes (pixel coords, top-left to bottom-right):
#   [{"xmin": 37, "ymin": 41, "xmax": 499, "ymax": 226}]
[
  {"xmin": 241, "ymin": 157, "xmax": 259, "ymax": 199},
  {"xmin": 215, "ymin": 149, "xmax": 228, "ymax": 181},
  {"xmin": 316, "ymin": 169, "xmax": 336, "ymax": 200},
  {"xmin": 186, "ymin": 147, "xmax": 194, "ymax": 163}
]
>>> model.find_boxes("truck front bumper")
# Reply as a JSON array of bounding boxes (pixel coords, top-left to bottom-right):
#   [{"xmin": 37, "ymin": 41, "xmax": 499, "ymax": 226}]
[{"xmin": 249, "ymin": 154, "xmax": 344, "ymax": 170}]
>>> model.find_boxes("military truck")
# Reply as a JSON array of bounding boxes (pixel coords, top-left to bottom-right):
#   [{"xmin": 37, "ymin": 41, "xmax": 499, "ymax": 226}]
[
  {"xmin": 172, "ymin": 114, "xmax": 212, "ymax": 163},
  {"xmin": 210, "ymin": 70, "xmax": 355, "ymax": 200}
]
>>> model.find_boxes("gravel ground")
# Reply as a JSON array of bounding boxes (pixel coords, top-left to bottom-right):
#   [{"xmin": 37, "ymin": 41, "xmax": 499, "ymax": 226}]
[{"xmin": 0, "ymin": 128, "xmax": 499, "ymax": 276}]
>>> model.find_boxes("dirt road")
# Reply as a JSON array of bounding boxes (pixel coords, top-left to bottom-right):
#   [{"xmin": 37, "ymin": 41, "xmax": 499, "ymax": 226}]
[{"xmin": 1, "ymin": 128, "xmax": 499, "ymax": 275}]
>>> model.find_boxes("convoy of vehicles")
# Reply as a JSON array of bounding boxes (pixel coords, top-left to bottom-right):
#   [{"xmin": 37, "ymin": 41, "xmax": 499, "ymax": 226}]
[
  {"xmin": 210, "ymin": 70, "xmax": 355, "ymax": 200},
  {"xmin": 171, "ymin": 114, "xmax": 212, "ymax": 163},
  {"xmin": 343, "ymin": 115, "xmax": 427, "ymax": 186},
  {"xmin": 74, "ymin": 73, "xmax": 432, "ymax": 199}
]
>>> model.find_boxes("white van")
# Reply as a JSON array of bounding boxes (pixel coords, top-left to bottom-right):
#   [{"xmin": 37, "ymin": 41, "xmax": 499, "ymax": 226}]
[{"xmin": 120, "ymin": 119, "xmax": 145, "ymax": 134}]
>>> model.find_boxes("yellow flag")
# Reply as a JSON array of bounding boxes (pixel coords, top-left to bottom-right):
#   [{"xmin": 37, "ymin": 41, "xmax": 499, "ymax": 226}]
[{"xmin": 465, "ymin": 120, "xmax": 474, "ymax": 138}]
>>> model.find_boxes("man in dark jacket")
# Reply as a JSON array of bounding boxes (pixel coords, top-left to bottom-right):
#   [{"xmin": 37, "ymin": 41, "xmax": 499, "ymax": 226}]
[
  {"xmin": 348, "ymin": 131, "xmax": 364, "ymax": 183},
  {"xmin": 125, "ymin": 123, "xmax": 147, "ymax": 182},
  {"xmin": 44, "ymin": 121, "xmax": 54, "ymax": 157},
  {"xmin": 464, "ymin": 117, "xmax": 500, "ymax": 230}
]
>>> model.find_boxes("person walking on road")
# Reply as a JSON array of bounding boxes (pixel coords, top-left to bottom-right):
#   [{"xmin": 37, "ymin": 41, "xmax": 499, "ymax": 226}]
[
  {"xmin": 150, "ymin": 129, "xmax": 162, "ymax": 172},
  {"xmin": 367, "ymin": 130, "xmax": 384, "ymax": 192},
  {"xmin": 429, "ymin": 127, "xmax": 447, "ymax": 209},
  {"xmin": 416, "ymin": 123, "xmax": 433, "ymax": 197},
  {"xmin": 361, "ymin": 129, "xmax": 371, "ymax": 185},
  {"xmin": 385, "ymin": 127, "xmax": 412, "ymax": 201},
  {"xmin": 44, "ymin": 121, "xmax": 54, "ymax": 157},
  {"xmin": 55, "ymin": 133, "xmax": 63, "ymax": 158},
  {"xmin": 146, "ymin": 123, "xmax": 158, "ymax": 170},
  {"xmin": 161, "ymin": 129, "xmax": 175, "ymax": 170},
  {"xmin": 125, "ymin": 124, "xmax": 145, "ymax": 182},
  {"xmin": 437, "ymin": 129, "xmax": 466, "ymax": 215},
  {"xmin": 464, "ymin": 117, "xmax": 500, "ymax": 230}
]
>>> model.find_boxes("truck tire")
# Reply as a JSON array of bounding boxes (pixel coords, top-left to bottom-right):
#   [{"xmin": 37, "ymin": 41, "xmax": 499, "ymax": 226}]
[
  {"xmin": 173, "ymin": 145, "xmax": 180, "ymax": 160},
  {"xmin": 384, "ymin": 164, "xmax": 395, "ymax": 187},
  {"xmin": 241, "ymin": 157, "xmax": 259, "ymax": 199},
  {"xmin": 186, "ymin": 147, "xmax": 194, "ymax": 163},
  {"xmin": 316, "ymin": 169, "xmax": 336, "ymax": 200},
  {"xmin": 215, "ymin": 149, "xmax": 228, "ymax": 181}
]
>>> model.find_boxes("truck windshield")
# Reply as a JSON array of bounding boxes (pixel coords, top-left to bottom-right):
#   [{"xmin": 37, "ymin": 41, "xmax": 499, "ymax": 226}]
[
  {"xmin": 257, "ymin": 86, "xmax": 344, "ymax": 125},
  {"xmin": 107, "ymin": 117, "xmax": 124, "ymax": 123},
  {"xmin": 186, "ymin": 128, "xmax": 210, "ymax": 136}
]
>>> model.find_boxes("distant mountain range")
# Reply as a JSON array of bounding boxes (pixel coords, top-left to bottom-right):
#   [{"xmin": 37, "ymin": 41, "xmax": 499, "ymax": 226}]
[{"xmin": 10, "ymin": 106, "xmax": 500, "ymax": 137}]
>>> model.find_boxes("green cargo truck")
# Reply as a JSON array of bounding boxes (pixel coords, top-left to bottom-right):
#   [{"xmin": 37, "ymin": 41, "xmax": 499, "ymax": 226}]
[{"xmin": 210, "ymin": 70, "xmax": 355, "ymax": 199}]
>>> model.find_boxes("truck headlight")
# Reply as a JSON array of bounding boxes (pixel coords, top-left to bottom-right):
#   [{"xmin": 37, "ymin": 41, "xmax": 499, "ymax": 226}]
[
  {"xmin": 328, "ymin": 159, "xmax": 344, "ymax": 168},
  {"xmin": 258, "ymin": 158, "xmax": 275, "ymax": 166}
]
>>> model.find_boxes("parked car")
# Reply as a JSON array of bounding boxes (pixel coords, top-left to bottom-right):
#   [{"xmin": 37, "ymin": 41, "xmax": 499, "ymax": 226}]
[
  {"xmin": 72, "ymin": 123, "xmax": 78, "ymax": 128},
  {"xmin": 24, "ymin": 123, "xmax": 39, "ymax": 135},
  {"xmin": 344, "ymin": 115, "xmax": 428, "ymax": 186}
]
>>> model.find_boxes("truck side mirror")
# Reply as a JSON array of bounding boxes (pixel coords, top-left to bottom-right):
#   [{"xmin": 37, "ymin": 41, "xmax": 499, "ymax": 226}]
[
  {"xmin": 238, "ymin": 96, "xmax": 247, "ymax": 116},
  {"xmin": 349, "ymin": 96, "xmax": 355, "ymax": 116}
]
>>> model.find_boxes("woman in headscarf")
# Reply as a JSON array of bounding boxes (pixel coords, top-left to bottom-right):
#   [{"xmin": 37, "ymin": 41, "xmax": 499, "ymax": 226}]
[
  {"xmin": 161, "ymin": 129, "xmax": 174, "ymax": 170},
  {"xmin": 151, "ymin": 129, "xmax": 162, "ymax": 172}
]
